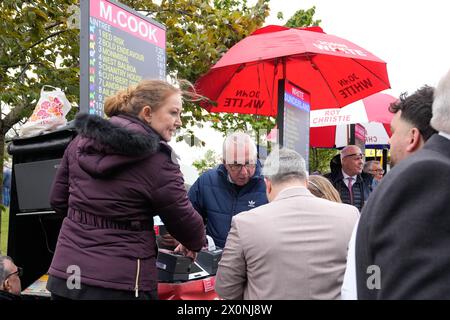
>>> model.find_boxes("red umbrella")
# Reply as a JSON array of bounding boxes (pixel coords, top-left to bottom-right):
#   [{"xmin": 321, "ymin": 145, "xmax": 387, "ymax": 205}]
[
  {"xmin": 196, "ymin": 25, "xmax": 390, "ymax": 116},
  {"xmin": 310, "ymin": 93, "xmax": 397, "ymax": 148}
]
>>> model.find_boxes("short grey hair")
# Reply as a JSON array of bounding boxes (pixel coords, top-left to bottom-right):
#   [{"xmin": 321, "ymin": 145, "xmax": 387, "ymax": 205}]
[
  {"xmin": 222, "ymin": 132, "xmax": 257, "ymax": 163},
  {"xmin": 262, "ymin": 148, "xmax": 308, "ymax": 184},
  {"xmin": 363, "ymin": 160, "xmax": 380, "ymax": 173},
  {"xmin": 431, "ymin": 68, "xmax": 450, "ymax": 134},
  {"xmin": 0, "ymin": 256, "xmax": 13, "ymax": 284}
]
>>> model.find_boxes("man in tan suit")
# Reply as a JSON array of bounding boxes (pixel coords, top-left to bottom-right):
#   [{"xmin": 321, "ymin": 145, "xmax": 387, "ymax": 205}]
[{"xmin": 215, "ymin": 148, "xmax": 358, "ymax": 300}]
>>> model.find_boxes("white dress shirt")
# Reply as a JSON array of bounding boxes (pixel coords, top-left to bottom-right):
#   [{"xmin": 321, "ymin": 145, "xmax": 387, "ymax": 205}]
[
  {"xmin": 342, "ymin": 170, "xmax": 356, "ymax": 188},
  {"xmin": 440, "ymin": 132, "xmax": 450, "ymax": 140},
  {"xmin": 341, "ymin": 217, "xmax": 359, "ymax": 300}
]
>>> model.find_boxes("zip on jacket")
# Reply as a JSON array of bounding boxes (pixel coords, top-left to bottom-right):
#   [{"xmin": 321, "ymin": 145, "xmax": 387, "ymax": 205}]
[{"xmin": 135, "ymin": 259, "xmax": 141, "ymax": 298}]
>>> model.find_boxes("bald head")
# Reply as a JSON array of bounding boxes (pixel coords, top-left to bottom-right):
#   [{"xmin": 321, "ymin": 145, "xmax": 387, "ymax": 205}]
[
  {"xmin": 340, "ymin": 145, "xmax": 362, "ymax": 160},
  {"xmin": 340, "ymin": 145, "xmax": 364, "ymax": 176}
]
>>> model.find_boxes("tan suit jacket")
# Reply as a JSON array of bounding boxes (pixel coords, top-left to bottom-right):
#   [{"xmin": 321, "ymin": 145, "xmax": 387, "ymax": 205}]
[{"xmin": 215, "ymin": 186, "xmax": 358, "ymax": 300}]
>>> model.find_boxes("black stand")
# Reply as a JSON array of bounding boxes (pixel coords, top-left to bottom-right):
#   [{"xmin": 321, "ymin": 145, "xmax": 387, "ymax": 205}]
[{"xmin": 7, "ymin": 124, "xmax": 76, "ymax": 288}]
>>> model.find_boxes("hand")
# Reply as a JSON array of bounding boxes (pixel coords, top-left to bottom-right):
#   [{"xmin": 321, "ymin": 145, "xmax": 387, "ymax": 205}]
[{"xmin": 174, "ymin": 243, "xmax": 198, "ymax": 261}]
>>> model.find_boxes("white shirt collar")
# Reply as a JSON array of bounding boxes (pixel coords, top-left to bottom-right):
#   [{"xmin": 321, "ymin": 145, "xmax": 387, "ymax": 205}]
[
  {"xmin": 439, "ymin": 132, "xmax": 450, "ymax": 140},
  {"xmin": 342, "ymin": 169, "xmax": 356, "ymax": 181}
]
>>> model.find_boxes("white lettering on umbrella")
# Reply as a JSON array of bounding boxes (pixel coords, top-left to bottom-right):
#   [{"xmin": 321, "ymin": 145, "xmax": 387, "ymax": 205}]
[{"xmin": 313, "ymin": 41, "xmax": 367, "ymax": 57}]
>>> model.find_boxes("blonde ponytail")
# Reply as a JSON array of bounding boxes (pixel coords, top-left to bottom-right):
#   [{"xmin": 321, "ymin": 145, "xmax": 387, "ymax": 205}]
[{"xmin": 104, "ymin": 88, "xmax": 131, "ymax": 117}]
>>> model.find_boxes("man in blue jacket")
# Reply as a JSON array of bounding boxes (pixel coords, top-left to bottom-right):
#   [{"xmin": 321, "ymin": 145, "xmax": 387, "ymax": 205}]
[{"xmin": 188, "ymin": 132, "xmax": 268, "ymax": 248}]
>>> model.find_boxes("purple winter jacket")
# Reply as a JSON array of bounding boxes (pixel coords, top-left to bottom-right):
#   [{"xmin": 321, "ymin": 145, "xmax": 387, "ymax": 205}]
[{"xmin": 48, "ymin": 113, "xmax": 205, "ymax": 293}]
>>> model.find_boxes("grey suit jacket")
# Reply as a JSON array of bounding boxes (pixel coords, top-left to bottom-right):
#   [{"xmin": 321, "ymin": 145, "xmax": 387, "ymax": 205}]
[{"xmin": 215, "ymin": 187, "xmax": 359, "ymax": 300}]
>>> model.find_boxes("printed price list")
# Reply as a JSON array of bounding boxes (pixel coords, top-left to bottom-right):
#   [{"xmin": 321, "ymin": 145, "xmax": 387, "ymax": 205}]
[{"xmin": 88, "ymin": 17, "xmax": 166, "ymax": 115}]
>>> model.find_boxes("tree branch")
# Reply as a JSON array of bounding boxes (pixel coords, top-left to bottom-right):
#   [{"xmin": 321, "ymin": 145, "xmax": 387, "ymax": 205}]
[
  {"xmin": 16, "ymin": 59, "xmax": 40, "ymax": 80},
  {"xmin": 1, "ymin": 61, "xmax": 33, "ymax": 68},
  {"xmin": 2, "ymin": 100, "xmax": 31, "ymax": 133},
  {"xmin": 140, "ymin": 8, "xmax": 199, "ymax": 19},
  {"xmin": 45, "ymin": 21, "xmax": 63, "ymax": 30},
  {"xmin": 23, "ymin": 29, "xmax": 67, "ymax": 53}
]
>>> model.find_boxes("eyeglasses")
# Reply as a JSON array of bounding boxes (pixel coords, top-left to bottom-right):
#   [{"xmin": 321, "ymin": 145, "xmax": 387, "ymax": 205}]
[
  {"xmin": 228, "ymin": 163, "xmax": 256, "ymax": 172},
  {"xmin": 4, "ymin": 267, "xmax": 23, "ymax": 281},
  {"xmin": 343, "ymin": 153, "xmax": 364, "ymax": 161},
  {"xmin": 369, "ymin": 169, "xmax": 385, "ymax": 174}
]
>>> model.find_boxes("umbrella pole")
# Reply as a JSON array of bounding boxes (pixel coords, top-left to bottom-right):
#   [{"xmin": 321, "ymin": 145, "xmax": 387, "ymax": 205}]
[{"xmin": 382, "ymin": 148, "xmax": 388, "ymax": 173}]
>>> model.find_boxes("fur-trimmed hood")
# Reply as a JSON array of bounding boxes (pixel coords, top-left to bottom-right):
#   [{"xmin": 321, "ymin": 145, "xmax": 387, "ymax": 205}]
[{"xmin": 73, "ymin": 113, "xmax": 162, "ymax": 177}]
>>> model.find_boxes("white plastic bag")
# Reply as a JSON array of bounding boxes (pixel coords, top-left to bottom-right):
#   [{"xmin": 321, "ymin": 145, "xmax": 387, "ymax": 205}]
[{"xmin": 20, "ymin": 85, "xmax": 72, "ymax": 137}]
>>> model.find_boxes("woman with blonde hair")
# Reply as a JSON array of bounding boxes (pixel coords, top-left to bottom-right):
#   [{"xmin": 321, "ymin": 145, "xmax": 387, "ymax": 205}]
[
  {"xmin": 307, "ymin": 174, "xmax": 342, "ymax": 203},
  {"xmin": 46, "ymin": 79, "xmax": 205, "ymax": 300}
]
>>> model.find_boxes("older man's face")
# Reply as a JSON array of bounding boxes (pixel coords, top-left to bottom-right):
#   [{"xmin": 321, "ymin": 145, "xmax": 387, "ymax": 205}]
[
  {"xmin": 341, "ymin": 146, "xmax": 364, "ymax": 176},
  {"xmin": 368, "ymin": 163, "xmax": 384, "ymax": 181},
  {"xmin": 2, "ymin": 259, "xmax": 22, "ymax": 295},
  {"xmin": 224, "ymin": 144, "xmax": 256, "ymax": 186}
]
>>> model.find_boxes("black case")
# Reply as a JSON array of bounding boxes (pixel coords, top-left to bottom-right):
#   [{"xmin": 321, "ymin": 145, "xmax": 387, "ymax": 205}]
[
  {"xmin": 196, "ymin": 248, "xmax": 223, "ymax": 275},
  {"xmin": 156, "ymin": 249, "xmax": 193, "ymax": 274}
]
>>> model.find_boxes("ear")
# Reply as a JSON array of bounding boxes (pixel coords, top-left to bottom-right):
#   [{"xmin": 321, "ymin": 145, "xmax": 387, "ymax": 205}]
[
  {"xmin": 3, "ymin": 279, "xmax": 11, "ymax": 292},
  {"xmin": 406, "ymin": 127, "xmax": 422, "ymax": 153},
  {"xmin": 264, "ymin": 178, "xmax": 272, "ymax": 193},
  {"xmin": 139, "ymin": 105, "xmax": 153, "ymax": 123}
]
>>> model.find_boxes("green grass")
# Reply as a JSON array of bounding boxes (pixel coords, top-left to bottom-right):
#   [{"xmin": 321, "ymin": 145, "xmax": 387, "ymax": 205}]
[{"xmin": 1, "ymin": 208, "xmax": 9, "ymax": 255}]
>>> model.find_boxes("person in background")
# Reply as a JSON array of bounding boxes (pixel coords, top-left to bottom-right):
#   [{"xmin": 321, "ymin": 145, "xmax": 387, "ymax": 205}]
[
  {"xmin": 215, "ymin": 148, "xmax": 358, "ymax": 300},
  {"xmin": 326, "ymin": 145, "xmax": 373, "ymax": 211},
  {"xmin": 342, "ymin": 85, "xmax": 437, "ymax": 300},
  {"xmin": 388, "ymin": 85, "xmax": 437, "ymax": 167},
  {"xmin": 46, "ymin": 79, "xmax": 205, "ymax": 300},
  {"xmin": 307, "ymin": 174, "xmax": 342, "ymax": 203},
  {"xmin": 355, "ymin": 71, "xmax": 450, "ymax": 299},
  {"xmin": 0, "ymin": 255, "xmax": 22, "ymax": 300},
  {"xmin": 2, "ymin": 166, "xmax": 11, "ymax": 207},
  {"xmin": 363, "ymin": 160, "xmax": 384, "ymax": 189},
  {"xmin": 188, "ymin": 132, "xmax": 268, "ymax": 249}
]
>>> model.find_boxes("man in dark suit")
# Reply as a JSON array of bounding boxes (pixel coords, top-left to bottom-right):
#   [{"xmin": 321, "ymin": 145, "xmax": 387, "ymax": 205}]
[
  {"xmin": 326, "ymin": 145, "xmax": 373, "ymax": 212},
  {"xmin": 355, "ymin": 70, "xmax": 450, "ymax": 299}
]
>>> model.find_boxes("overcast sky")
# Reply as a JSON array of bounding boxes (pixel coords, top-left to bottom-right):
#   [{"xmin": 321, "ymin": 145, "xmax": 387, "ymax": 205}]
[
  {"xmin": 265, "ymin": 0, "xmax": 450, "ymax": 96},
  {"xmin": 173, "ymin": 0, "xmax": 450, "ymax": 179}
]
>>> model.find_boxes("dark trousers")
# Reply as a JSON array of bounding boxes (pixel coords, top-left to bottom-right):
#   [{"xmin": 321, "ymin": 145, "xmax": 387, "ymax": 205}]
[{"xmin": 47, "ymin": 275, "xmax": 158, "ymax": 300}]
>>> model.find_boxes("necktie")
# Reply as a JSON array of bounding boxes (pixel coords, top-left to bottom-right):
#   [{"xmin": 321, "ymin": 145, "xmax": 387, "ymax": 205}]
[{"xmin": 347, "ymin": 177, "xmax": 354, "ymax": 205}]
